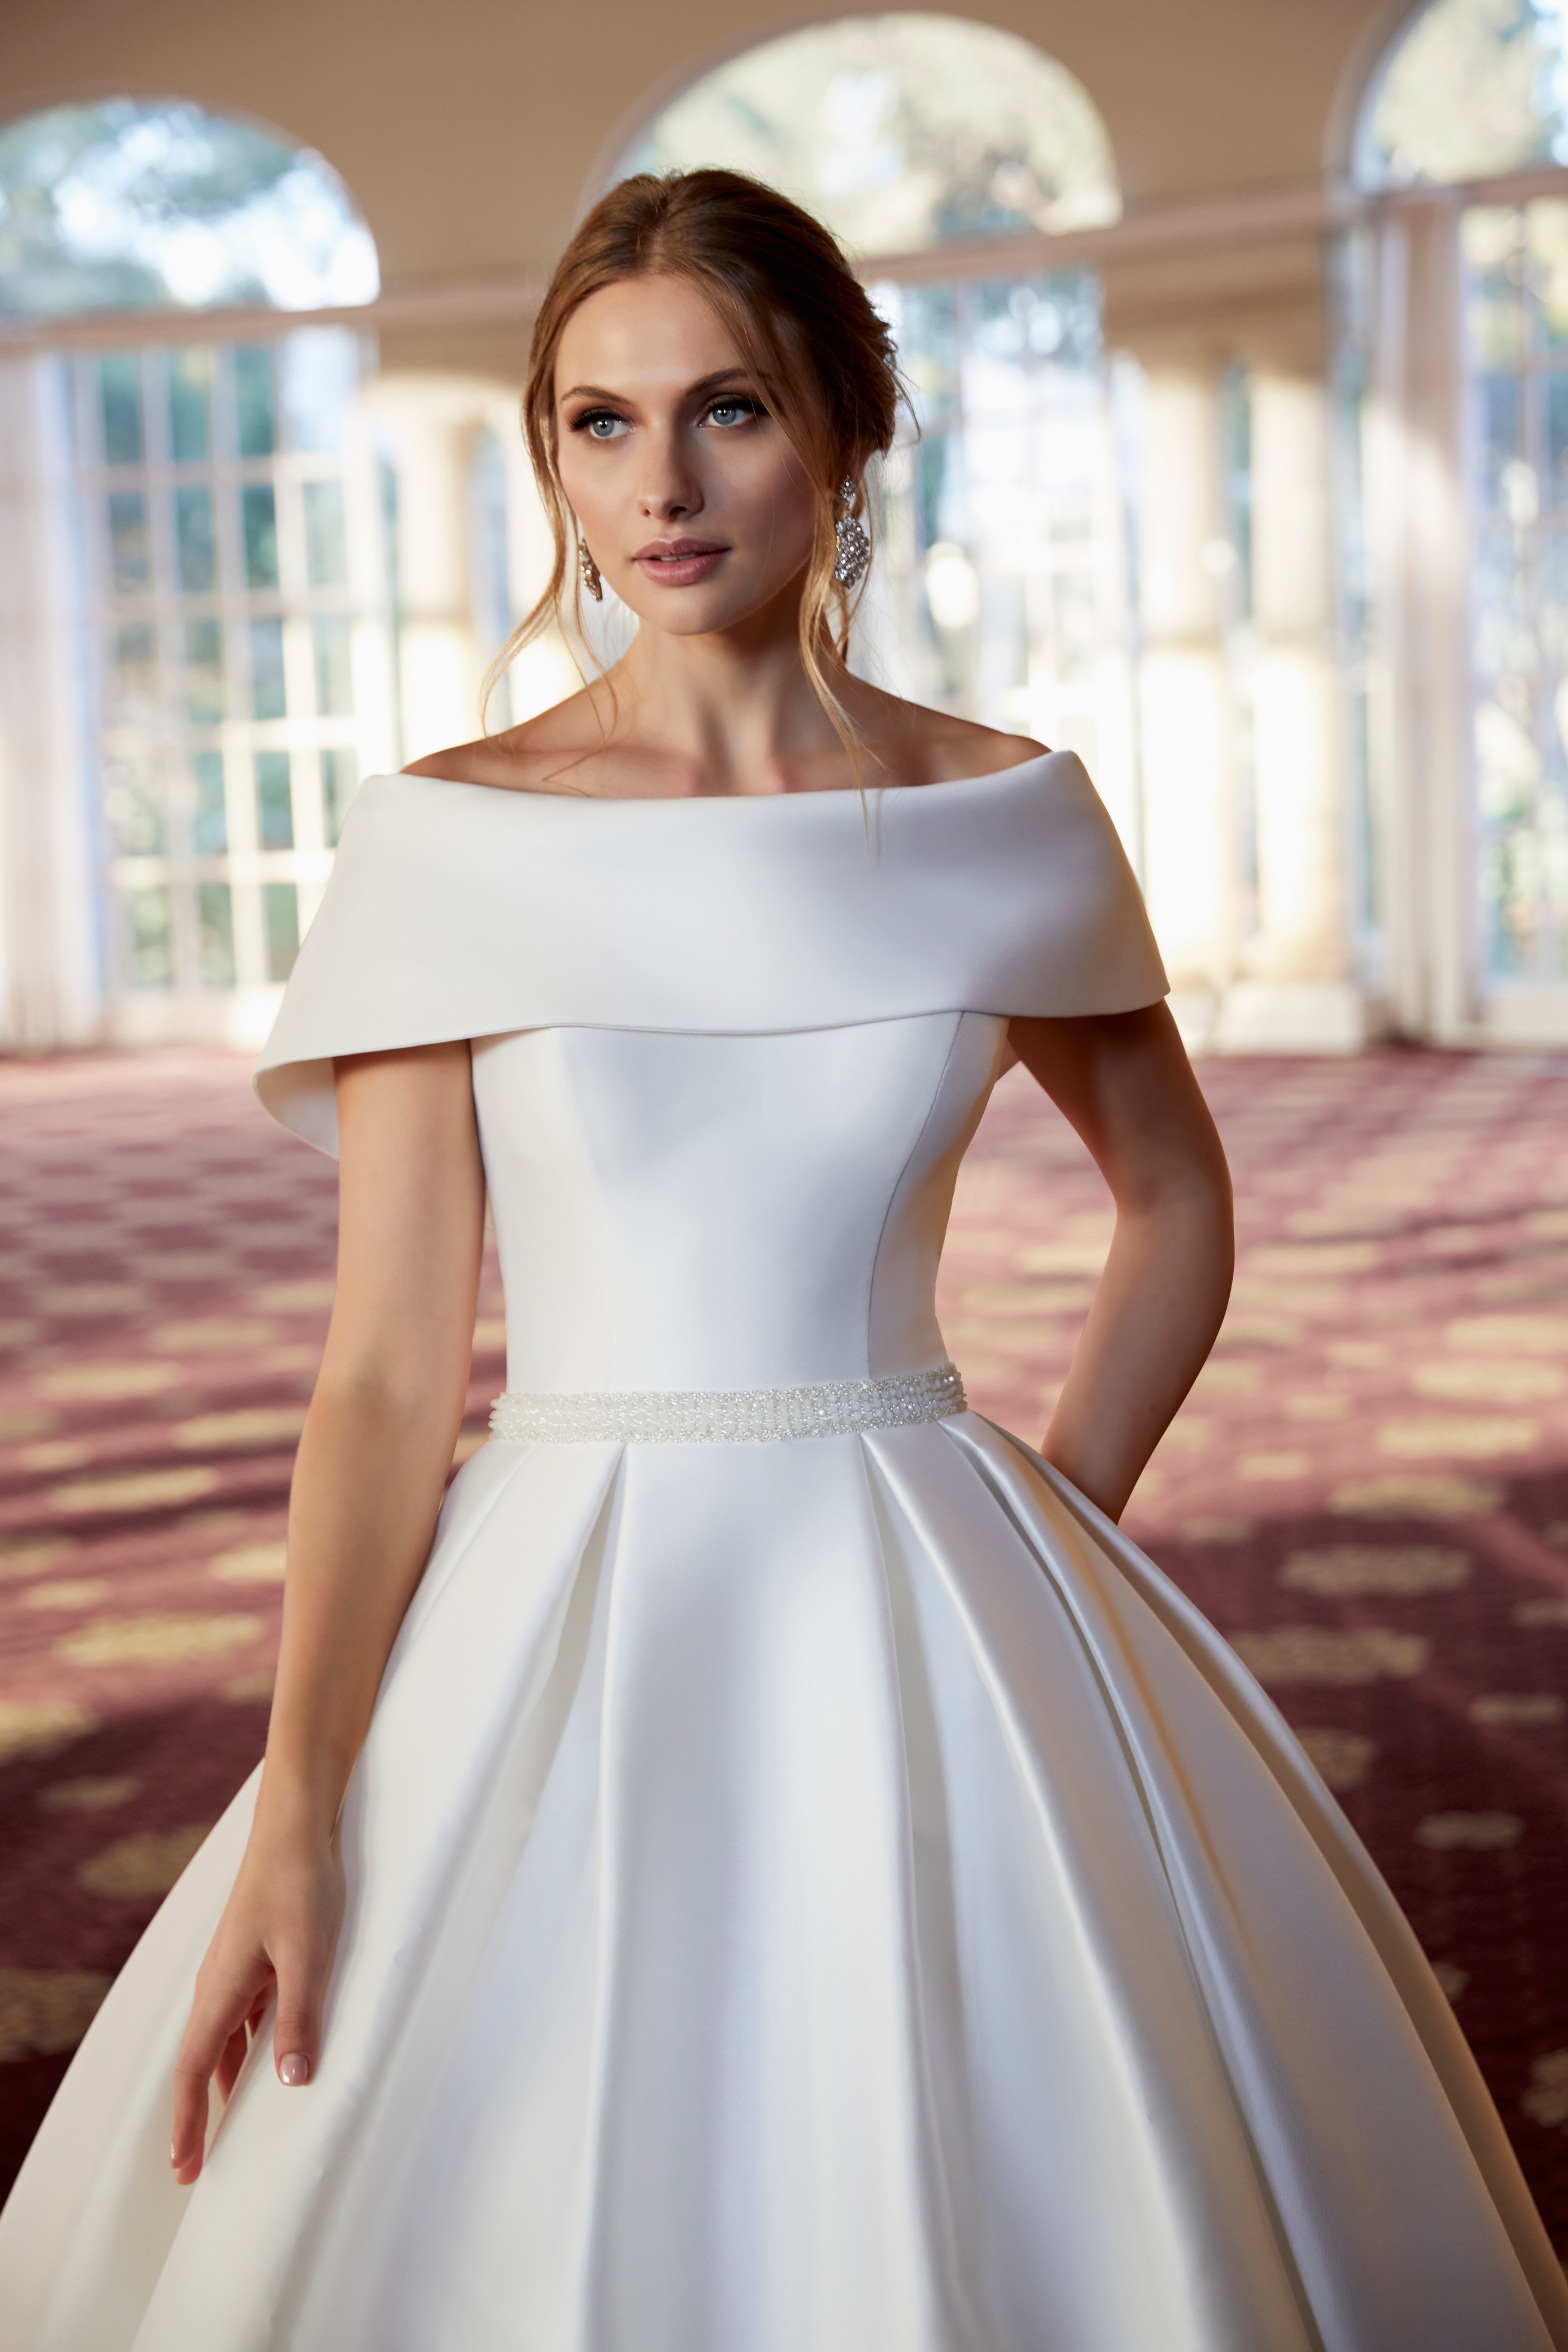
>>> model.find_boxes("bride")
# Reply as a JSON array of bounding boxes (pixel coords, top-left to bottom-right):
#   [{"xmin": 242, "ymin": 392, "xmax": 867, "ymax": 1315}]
[{"xmin": 2, "ymin": 167, "xmax": 1564, "ymax": 2351}]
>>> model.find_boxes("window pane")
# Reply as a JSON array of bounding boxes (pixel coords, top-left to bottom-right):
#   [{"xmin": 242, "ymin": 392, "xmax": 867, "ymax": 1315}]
[
  {"xmin": 234, "ymin": 345, "xmax": 277, "ymax": 457},
  {"xmin": 1474, "ymin": 533, "xmax": 1533, "ymax": 677},
  {"xmin": 1462, "ymin": 201, "xmax": 1568, "ymax": 984},
  {"xmin": 242, "ymin": 484, "xmax": 279, "ymax": 588},
  {"xmin": 472, "ymin": 428, "xmax": 512, "ymax": 701},
  {"xmin": 1544, "ymin": 777, "xmax": 1568, "ymax": 972},
  {"xmin": 1546, "ymin": 377, "xmax": 1568, "ymax": 510},
  {"xmin": 303, "ymin": 479, "xmax": 348, "ymax": 586},
  {"xmin": 168, "ymin": 348, "xmax": 212, "ymax": 461},
  {"xmin": 107, "ymin": 490, "xmax": 149, "ymax": 592},
  {"xmin": 106, "ymin": 623, "xmax": 158, "ymax": 722},
  {"xmin": 197, "ymin": 882, "xmax": 235, "ymax": 986},
  {"xmin": 248, "ymin": 616, "xmax": 286, "ymax": 718},
  {"xmin": 122, "ymin": 885, "xmax": 174, "ymax": 988},
  {"xmin": 1479, "ymin": 375, "xmax": 1524, "ymax": 511},
  {"xmin": 174, "ymin": 484, "xmax": 215, "ymax": 592},
  {"xmin": 380, "ymin": 453, "xmax": 399, "ymax": 607},
  {"xmin": 183, "ymin": 619, "xmax": 224, "ymax": 723},
  {"xmin": 1464, "ymin": 211, "xmax": 1527, "ymax": 366},
  {"xmin": 264, "ymin": 881, "xmax": 300, "ymax": 979},
  {"xmin": 103, "ymin": 759, "xmax": 165, "ymax": 856},
  {"xmin": 280, "ymin": 329, "xmax": 359, "ymax": 452},
  {"xmin": 1477, "ymin": 690, "xmax": 1542, "ymax": 978},
  {"xmin": 1481, "ymin": 820, "xmax": 1538, "ymax": 976},
  {"xmin": 192, "ymin": 751, "xmax": 227, "ymax": 854},
  {"xmin": 312, "ymin": 615, "xmax": 353, "ymax": 715},
  {"xmin": 322, "ymin": 746, "xmax": 359, "ymax": 843},
  {"xmin": 98, "ymin": 353, "xmax": 143, "ymax": 464},
  {"xmin": 255, "ymin": 751, "xmax": 294, "ymax": 847}
]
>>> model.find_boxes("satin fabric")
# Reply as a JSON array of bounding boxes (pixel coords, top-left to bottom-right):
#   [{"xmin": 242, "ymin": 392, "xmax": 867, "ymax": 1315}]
[
  {"xmin": 253, "ymin": 756, "xmax": 1168, "ymax": 1153},
  {"xmin": 2, "ymin": 782, "xmax": 1565, "ymax": 2350}
]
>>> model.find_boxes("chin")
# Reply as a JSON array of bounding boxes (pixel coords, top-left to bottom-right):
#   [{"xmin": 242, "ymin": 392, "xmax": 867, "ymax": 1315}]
[{"xmin": 624, "ymin": 587, "xmax": 777, "ymax": 638}]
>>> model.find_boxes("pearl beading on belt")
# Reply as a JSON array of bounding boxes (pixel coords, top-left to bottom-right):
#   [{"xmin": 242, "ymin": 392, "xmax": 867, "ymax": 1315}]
[{"xmin": 488, "ymin": 1362, "xmax": 967, "ymax": 1446}]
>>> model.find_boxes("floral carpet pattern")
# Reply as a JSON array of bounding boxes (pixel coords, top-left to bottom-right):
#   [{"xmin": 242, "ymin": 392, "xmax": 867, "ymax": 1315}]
[{"xmin": 1, "ymin": 1045, "xmax": 1566, "ymax": 2250}]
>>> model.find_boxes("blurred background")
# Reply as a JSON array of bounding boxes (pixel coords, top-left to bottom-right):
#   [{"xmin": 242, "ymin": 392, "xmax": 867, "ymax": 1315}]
[
  {"xmin": 5, "ymin": 0, "xmax": 1568, "ymax": 1052},
  {"xmin": 4, "ymin": 0, "xmax": 1568, "ymax": 2257}
]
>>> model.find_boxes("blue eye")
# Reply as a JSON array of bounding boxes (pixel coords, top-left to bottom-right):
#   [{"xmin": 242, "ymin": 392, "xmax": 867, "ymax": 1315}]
[
  {"xmin": 573, "ymin": 410, "xmax": 628, "ymax": 440},
  {"xmin": 706, "ymin": 397, "xmax": 763, "ymax": 428}
]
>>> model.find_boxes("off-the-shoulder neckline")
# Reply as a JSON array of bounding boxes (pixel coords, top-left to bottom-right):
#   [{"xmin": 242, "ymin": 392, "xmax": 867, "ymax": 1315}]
[{"xmin": 385, "ymin": 749, "xmax": 1065, "ymax": 806}]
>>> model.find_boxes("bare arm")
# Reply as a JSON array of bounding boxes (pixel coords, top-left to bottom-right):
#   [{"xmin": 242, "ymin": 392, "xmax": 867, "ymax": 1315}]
[
  {"xmin": 171, "ymin": 1042, "xmax": 485, "ymax": 2181},
  {"xmin": 1007, "ymin": 1002, "xmax": 1233, "ymax": 1523}
]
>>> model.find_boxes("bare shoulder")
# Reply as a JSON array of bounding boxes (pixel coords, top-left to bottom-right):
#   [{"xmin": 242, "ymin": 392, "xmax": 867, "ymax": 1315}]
[
  {"xmin": 403, "ymin": 693, "xmax": 606, "ymax": 795},
  {"xmin": 918, "ymin": 715, "xmax": 1050, "ymax": 785},
  {"xmin": 402, "ymin": 739, "xmax": 522, "ymax": 788},
  {"xmin": 851, "ymin": 691, "xmax": 1049, "ymax": 789}
]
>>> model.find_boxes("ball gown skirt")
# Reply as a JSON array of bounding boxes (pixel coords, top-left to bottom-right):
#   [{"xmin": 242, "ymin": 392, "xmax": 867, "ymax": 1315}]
[{"xmin": 1, "ymin": 764, "xmax": 1564, "ymax": 2349}]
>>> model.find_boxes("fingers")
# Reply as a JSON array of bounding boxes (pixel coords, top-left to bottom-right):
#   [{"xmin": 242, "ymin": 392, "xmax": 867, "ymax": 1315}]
[
  {"xmin": 171, "ymin": 1958, "xmax": 272, "ymax": 2186},
  {"xmin": 271, "ymin": 1928, "xmax": 337, "ymax": 2091},
  {"xmin": 171, "ymin": 1847, "xmax": 344, "ymax": 2183},
  {"xmin": 214, "ymin": 2021, "xmax": 250, "ymax": 2107}
]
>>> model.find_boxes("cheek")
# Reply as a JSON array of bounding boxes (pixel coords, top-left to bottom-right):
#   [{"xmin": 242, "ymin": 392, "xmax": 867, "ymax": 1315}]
[
  {"xmin": 734, "ymin": 442, "xmax": 817, "ymax": 551},
  {"xmin": 556, "ymin": 443, "xmax": 608, "ymax": 520}
]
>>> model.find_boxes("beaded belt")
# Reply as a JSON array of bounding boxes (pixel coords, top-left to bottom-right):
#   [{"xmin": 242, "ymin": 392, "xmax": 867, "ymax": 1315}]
[{"xmin": 488, "ymin": 1362, "xmax": 967, "ymax": 1446}]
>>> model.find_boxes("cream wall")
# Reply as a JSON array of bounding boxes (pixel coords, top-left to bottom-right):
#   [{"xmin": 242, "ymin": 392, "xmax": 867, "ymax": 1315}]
[{"xmin": 0, "ymin": 1, "xmax": 1401, "ymax": 308}]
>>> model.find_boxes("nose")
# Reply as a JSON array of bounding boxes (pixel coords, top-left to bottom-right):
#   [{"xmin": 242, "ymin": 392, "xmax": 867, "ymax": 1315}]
[{"xmin": 637, "ymin": 424, "xmax": 703, "ymax": 522}]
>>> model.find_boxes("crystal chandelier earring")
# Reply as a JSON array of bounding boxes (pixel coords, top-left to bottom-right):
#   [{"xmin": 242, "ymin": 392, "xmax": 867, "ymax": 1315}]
[
  {"xmin": 833, "ymin": 479, "xmax": 870, "ymax": 589},
  {"xmin": 578, "ymin": 535, "xmax": 603, "ymax": 603}
]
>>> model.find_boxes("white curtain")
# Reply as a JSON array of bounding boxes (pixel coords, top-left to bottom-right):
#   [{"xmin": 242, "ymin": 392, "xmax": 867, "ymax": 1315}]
[
  {"xmin": 1358, "ymin": 191, "xmax": 1478, "ymax": 1040},
  {"xmin": 0, "ymin": 353, "xmax": 100, "ymax": 1047}
]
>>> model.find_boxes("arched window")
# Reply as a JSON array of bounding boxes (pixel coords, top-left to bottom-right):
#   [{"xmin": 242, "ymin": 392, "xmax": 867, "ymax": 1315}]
[
  {"xmin": 619, "ymin": 19, "xmax": 1137, "ymax": 848},
  {"xmin": 0, "ymin": 102, "xmax": 391, "ymax": 1036},
  {"xmin": 621, "ymin": 14, "xmax": 1118, "ymax": 259},
  {"xmin": 1355, "ymin": 0, "xmax": 1568, "ymax": 190},
  {"xmin": 0, "ymin": 99, "xmax": 377, "ymax": 317}
]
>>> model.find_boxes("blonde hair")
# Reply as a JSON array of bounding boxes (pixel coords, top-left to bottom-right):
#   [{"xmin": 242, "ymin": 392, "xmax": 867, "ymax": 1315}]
[{"xmin": 484, "ymin": 169, "xmax": 902, "ymax": 748}]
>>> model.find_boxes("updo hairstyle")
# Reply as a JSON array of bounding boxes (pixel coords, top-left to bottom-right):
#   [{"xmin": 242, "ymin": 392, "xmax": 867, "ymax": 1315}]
[{"xmin": 487, "ymin": 169, "xmax": 903, "ymax": 736}]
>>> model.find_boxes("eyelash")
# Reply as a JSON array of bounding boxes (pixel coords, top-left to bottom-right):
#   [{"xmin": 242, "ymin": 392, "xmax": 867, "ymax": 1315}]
[
  {"xmin": 705, "ymin": 396, "xmax": 765, "ymax": 428},
  {"xmin": 569, "ymin": 395, "xmax": 766, "ymax": 440}
]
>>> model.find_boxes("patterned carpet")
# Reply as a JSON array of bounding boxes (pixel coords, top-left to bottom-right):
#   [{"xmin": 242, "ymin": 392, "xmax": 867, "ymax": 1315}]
[{"xmin": 1, "ymin": 1045, "xmax": 1566, "ymax": 2254}]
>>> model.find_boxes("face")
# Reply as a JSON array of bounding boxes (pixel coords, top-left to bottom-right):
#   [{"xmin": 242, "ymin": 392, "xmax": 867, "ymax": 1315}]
[{"xmin": 553, "ymin": 273, "xmax": 820, "ymax": 638}]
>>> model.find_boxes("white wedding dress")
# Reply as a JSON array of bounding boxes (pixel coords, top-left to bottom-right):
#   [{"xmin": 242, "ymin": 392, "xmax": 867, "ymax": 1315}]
[{"xmin": 2, "ymin": 755, "xmax": 1566, "ymax": 2352}]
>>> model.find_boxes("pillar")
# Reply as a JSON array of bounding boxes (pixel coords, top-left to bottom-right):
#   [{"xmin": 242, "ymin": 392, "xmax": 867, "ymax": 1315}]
[
  {"xmin": 1214, "ymin": 369, "xmax": 1367, "ymax": 1050},
  {"xmin": 0, "ymin": 355, "xmax": 101, "ymax": 1048},
  {"xmin": 1134, "ymin": 365, "xmax": 1238, "ymax": 1014}
]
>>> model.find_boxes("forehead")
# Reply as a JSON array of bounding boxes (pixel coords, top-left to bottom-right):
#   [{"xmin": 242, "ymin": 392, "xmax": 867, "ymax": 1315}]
[{"xmin": 555, "ymin": 274, "xmax": 746, "ymax": 393}]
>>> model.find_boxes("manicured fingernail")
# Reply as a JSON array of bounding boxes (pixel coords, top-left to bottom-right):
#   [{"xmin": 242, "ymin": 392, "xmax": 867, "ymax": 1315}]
[
  {"xmin": 169, "ymin": 2140, "xmax": 178, "ymax": 2166},
  {"xmin": 279, "ymin": 2052, "xmax": 310, "ymax": 2086}
]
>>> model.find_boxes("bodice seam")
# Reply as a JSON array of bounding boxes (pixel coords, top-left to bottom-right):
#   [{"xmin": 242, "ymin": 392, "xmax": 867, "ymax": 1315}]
[{"xmin": 865, "ymin": 1011, "xmax": 970, "ymax": 1379}]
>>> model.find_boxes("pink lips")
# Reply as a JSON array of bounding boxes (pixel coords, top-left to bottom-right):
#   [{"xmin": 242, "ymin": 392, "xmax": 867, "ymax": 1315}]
[{"xmin": 632, "ymin": 538, "xmax": 728, "ymax": 587}]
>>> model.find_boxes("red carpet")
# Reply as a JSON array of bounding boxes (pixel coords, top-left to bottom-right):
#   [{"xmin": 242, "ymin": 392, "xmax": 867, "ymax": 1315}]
[{"xmin": 1, "ymin": 1045, "xmax": 1566, "ymax": 2251}]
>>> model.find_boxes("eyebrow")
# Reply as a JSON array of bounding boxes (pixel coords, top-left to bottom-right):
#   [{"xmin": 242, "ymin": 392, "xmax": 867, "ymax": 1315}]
[{"xmin": 558, "ymin": 366, "xmax": 757, "ymax": 405}]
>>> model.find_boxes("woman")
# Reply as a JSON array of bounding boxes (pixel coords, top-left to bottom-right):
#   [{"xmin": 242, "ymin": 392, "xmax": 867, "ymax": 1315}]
[{"xmin": 2, "ymin": 168, "xmax": 1564, "ymax": 2351}]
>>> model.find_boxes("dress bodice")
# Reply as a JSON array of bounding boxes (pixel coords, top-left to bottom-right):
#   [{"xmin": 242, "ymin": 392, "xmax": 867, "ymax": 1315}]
[
  {"xmin": 473, "ymin": 1013, "xmax": 1007, "ymax": 1393},
  {"xmin": 255, "ymin": 756, "xmax": 1167, "ymax": 1390}
]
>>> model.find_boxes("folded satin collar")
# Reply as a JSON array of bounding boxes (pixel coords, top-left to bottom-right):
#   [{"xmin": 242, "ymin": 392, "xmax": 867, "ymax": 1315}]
[{"xmin": 255, "ymin": 754, "xmax": 1168, "ymax": 1155}]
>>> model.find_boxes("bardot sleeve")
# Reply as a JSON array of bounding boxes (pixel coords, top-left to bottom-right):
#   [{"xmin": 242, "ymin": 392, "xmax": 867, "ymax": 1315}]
[
  {"xmin": 254, "ymin": 756, "xmax": 1168, "ymax": 1155},
  {"xmin": 252, "ymin": 779, "xmax": 487, "ymax": 1153},
  {"xmin": 961, "ymin": 751, "xmax": 1168, "ymax": 1020}
]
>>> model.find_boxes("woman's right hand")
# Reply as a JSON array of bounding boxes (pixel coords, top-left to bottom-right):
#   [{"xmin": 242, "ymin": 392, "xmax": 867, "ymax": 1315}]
[
  {"xmin": 169, "ymin": 1802, "xmax": 345, "ymax": 2186},
  {"xmin": 165, "ymin": 1043, "xmax": 486, "ymax": 2188}
]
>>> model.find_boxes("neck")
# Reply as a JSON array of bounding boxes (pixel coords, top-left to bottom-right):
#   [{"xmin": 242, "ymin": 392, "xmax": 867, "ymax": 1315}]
[{"xmin": 606, "ymin": 579, "xmax": 851, "ymax": 796}]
